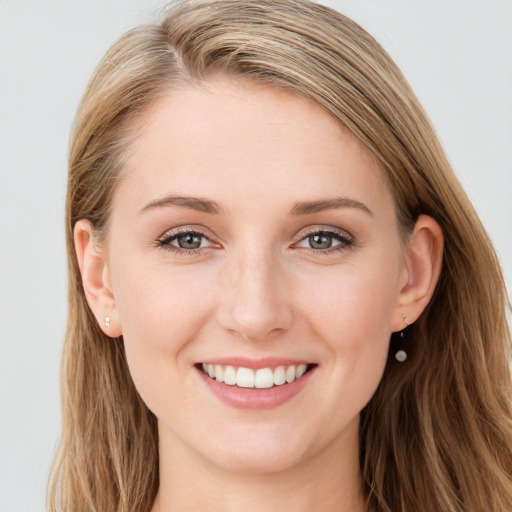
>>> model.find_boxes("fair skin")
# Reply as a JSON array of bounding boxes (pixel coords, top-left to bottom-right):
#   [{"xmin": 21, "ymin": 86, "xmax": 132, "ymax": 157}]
[{"xmin": 75, "ymin": 78, "xmax": 443, "ymax": 512}]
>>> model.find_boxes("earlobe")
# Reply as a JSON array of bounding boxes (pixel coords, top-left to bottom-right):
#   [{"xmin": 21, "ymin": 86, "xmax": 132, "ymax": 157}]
[
  {"xmin": 391, "ymin": 214, "xmax": 444, "ymax": 332},
  {"xmin": 74, "ymin": 219, "xmax": 122, "ymax": 337}
]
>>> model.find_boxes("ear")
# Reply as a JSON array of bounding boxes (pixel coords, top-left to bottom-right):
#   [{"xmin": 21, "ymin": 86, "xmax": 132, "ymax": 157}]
[
  {"xmin": 74, "ymin": 219, "xmax": 122, "ymax": 338},
  {"xmin": 391, "ymin": 214, "xmax": 444, "ymax": 332}
]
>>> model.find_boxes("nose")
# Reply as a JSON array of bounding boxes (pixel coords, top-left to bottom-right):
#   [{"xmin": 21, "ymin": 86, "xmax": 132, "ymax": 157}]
[{"xmin": 217, "ymin": 246, "xmax": 294, "ymax": 342}]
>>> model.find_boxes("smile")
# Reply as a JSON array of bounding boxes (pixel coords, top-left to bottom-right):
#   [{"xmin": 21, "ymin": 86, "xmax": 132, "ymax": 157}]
[
  {"xmin": 200, "ymin": 363, "xmax": 311, "ymax": 389},
  {"xmin": 196, "ymin": 358, "xmax": 317, "ymax": 409}
]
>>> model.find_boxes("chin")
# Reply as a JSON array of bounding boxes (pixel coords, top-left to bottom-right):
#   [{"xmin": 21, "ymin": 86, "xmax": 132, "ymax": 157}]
[
  {"xmin": 200, "ymin": 424, "xmax": 317, "ymax": 475},
  {"xmin": 210, "ymin": 447, "xmax": 306, "ymax": 475}
]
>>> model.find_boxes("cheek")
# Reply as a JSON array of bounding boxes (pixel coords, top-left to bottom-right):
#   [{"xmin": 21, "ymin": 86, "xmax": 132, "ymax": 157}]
[
  {"xmin": 116, "ymin": 255, "xmax": 210, "ymax": 336},
  {"xmin": 303, "ymin": 256, "xmax": 400, "ymax": 341},
  {"xmin": 299, "ymin": 253, "xmax": 401, "ymax": 400},
  {"xmin": 112, "ymin": 259, "xmax": 211, "ymax": 408}
]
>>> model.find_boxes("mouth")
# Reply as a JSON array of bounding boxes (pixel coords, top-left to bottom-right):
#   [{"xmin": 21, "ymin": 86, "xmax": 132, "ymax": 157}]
[{"xmin": 197, "ymin": 362, "xmax": 316, "ymax": 389}]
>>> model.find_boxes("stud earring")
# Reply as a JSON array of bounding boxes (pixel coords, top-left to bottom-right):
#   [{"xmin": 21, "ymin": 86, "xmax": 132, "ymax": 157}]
[
  {"xmin": 395, "ymin": 349, "xmax": 408, "ymax": 362},
  {"xmin": 105, "ymin": 315, "xmax": 111, "ymax": 327},
  {"xmin": 395, "ymin": 314, "xmax": 409, "ymax": 362}
]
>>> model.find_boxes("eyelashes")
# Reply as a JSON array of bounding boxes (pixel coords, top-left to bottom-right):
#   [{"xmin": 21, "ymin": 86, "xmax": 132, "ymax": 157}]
[
  {"xmin": 294, "ymin": 228, "xmax": 354, "ymax": 253},
  {"xmin": 155, "ymin": 226, "xmax": 355, "ymax": 257},
  {"xmin": 156, "ymin": 228, "xmax": 218, "ymax": 255}
]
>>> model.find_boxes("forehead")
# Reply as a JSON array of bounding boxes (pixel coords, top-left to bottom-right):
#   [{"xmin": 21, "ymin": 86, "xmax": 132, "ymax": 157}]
[{"xmin": 115, "ymin": 77, "xmax": 392, "ymax": 216}]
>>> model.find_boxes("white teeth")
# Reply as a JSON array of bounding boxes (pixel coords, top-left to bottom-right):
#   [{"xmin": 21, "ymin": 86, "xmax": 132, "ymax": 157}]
[
  {"xmin": 224, "ymin": 365, "xmax": 237, "ymax": 385},
  {"xmin": 285, "ymin": 365, "xmax": 296, "ymax": 383},
  {"xmin": 236, "ymin": 367, "xmax": 255, "ymax": 388},
  {"xmin": 296, "ymin": 364, "xmax": 307, "ymax": 378},
  {"xmin": 200, "ymin": 363, "xmax": 311, "ymax": 388},
  {"xmin": 273, "ymin": 366, "xmax": 286, "ymax": 386},
  {"xmin": 214, "ymin": 365, "xmax": 224, "ymax": 382},
  {"xmin": 255, "ymin": 368, "xmax": 274, "ymax": 389}
]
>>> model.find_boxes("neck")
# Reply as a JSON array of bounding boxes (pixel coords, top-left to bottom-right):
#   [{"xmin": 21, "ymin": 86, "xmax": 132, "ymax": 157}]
[{"xmin": 152, "ymin": 420, "xmax": 365, "ymax": 512}]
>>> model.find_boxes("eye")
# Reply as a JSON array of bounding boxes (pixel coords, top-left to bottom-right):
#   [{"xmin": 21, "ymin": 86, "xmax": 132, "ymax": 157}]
[
  {"xmin": 305, "ymin": 232, "xmax": 338, "ymax": 250},
  {"xmin": 295, "ymin": 229, "xmax": 354, "ymax": 252},
  {"xmin": 173, "ymin": 232, "xmax": 207, "ymax": 250},
  {"xmin": 157, "ymin": 229, "xmax": 217, "ymax": 253}
]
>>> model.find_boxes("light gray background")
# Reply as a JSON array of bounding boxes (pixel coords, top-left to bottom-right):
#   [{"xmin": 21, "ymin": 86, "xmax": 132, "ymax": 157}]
[{"xmin": 1, "ymin": 1, "xmax": 511, "ymax": 510}]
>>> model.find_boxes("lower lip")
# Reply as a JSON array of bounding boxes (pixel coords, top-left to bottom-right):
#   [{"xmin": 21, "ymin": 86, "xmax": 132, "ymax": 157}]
[{"xmin": 197, "ymin": 367, "xmax": 316, "ymax": 410}]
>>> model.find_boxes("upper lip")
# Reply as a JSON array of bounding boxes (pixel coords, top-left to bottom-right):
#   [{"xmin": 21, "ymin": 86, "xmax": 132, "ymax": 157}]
[{"xmin": 197, "ymin": 357, "xmax": 314, "ymax": 370}]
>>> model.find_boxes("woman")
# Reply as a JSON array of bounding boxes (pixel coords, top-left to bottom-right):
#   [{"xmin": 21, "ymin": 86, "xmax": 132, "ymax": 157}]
[{"xmin": 48, "ymin": 0, "xmax": 512, "ymax": 511}]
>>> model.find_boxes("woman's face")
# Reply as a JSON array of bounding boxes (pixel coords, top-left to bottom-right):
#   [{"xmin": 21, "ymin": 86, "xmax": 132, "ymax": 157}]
[{"xmin": 104, "ymin": 78, "xmax": 409, "ymax": 473}]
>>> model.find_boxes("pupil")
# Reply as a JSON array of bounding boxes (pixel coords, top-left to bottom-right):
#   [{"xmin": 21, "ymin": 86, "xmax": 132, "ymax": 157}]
[
  {"xmin": 309, "ymin": 233, "xmax": 332, "ymax": 250},
  {"xmin": 178, "ymin": 233, "xmax": 202, "ymax": 249}
]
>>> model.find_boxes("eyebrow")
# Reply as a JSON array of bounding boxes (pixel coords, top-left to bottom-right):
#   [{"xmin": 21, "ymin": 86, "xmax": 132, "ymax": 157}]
[
  {"xmin": 289, "ymin": 197, "xmax": 373, "ymax": 216},
  {"xmin": 139, "ymin": 194, "xmax": 373, "ymax": 217},
  {"xmin": 139, "ymin": 195, "xmax": 223, "ymax": 215}
]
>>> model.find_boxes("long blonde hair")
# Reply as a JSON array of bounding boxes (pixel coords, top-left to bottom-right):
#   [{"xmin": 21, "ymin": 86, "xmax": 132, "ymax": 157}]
[{"xmin": 48, "ymin": 1, "xmax": 512, "ymax": 511}]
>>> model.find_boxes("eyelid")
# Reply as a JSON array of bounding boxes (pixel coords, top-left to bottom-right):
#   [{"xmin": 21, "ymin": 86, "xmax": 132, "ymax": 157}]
[
  {"xmin": 295, "ymin": 225, "xmax": 354, "ymax": 242},
  {"xmin": 158, "ymin": 224, "xmax": 217, "ymax": 242}
]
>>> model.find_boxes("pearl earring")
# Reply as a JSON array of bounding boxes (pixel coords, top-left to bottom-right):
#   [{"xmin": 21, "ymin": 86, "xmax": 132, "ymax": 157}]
[
  {"xmin": 105, "ymin": 315, "xmax": 111, "ymax": 327},
  {"xmin": 395, "ymin": 350, "xmax": 408, "ymax": 362},
  {"xmin": 395, "ymin": 314, "xmax": 409, "ymax": 362}
]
